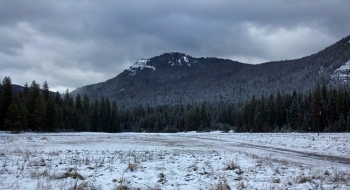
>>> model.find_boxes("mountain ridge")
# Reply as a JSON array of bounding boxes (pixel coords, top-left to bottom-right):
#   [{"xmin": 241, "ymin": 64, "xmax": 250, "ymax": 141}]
[{"xmin": 71, "ymin": 35, "xmax": 350, "ymax": 108}]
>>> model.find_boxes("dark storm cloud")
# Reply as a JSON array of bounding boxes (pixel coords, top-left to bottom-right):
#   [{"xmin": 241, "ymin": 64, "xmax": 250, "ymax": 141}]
[{"xmin": 0, "ymin": 0, "xmax": 350, "ymax": 92}]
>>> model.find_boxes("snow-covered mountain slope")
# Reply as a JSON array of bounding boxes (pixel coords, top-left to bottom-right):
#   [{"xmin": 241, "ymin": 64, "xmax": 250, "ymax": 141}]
[
  {"xmin": 128, "ymin": 53, "xmax": 198, "ymax": 76},
  {"xmin": 129, "ymin": 59, "xmax": 156, "ymax": 76},
  {"xmin": 333, "ymin": 60, "xmax": 350, "ymax": 81}
]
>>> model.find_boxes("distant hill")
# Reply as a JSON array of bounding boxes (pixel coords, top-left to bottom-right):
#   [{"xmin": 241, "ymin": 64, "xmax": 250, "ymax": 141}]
[
  {"xmin": 71, "ymin": 35, "xmax": 350, "ymax": 108},
  {"xmin": 8, "ymin": 84, "xmax": 56, "ymax": 96},
  {"xmin": 11, "ymin": 84, "xmax": 24, "ymax": 93}
]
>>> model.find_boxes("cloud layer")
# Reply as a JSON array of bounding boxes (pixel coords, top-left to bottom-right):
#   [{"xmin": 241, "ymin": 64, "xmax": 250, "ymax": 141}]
[{"xmin": 1, "ymin": 0, "xmax": 349, "ymax": 92}]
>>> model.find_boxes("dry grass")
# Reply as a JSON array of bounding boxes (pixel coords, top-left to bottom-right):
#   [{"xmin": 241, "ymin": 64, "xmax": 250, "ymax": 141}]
[
  {"xmin": 157, "ymin": 172, "xmax": 166, "ymax": 184},
  {"xmin": 332, "ymin": 171, "xmax": 348, "ymax": 183},
  {"xmin": 126, "ymin": 161, "xmax": 137, "ymax": 172},
  {"xmin": 324, "ymin": 170, "xmax": 330, "ymax": 176},
  {"xmin": 224, "ymin": 161, "xmax": 240, "ymax": 171},
  {"xmin": 237, "ymin": 180, "xmax": 245, "ymax": 189},
  {"xmin": 30, "ymin": 169, "xmax": 50, "ymax": 179},
  {"xmin": 189, "ymin": 163, "xmax": 198, "ymax": 172},
  {"xmin": 56, "ymin": 168, "xmax": 85, "ymax": 180},
  {"xmin": 114, "ymin": 176, "xmax": 130, "ymax": 190},
  {"xmin": 74, "ymin": 181, "xmax": 100, "ymax": 190},
  {"xmin": 298, "ymin": 176, "xmax": 311, "ymax": 184},
  {"xmin": 215, "ymin": 179, "xmax": 231, "ymax": 190}
]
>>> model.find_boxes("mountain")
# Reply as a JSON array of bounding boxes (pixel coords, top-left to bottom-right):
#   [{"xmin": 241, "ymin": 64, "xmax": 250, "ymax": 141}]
[
  {"xmin": 11, "ymin": 84, "xmax": 24, "ymax": 93},
  {"xmin": 71, "ymin": 35, "xmax": 350, "ymax": 108}
]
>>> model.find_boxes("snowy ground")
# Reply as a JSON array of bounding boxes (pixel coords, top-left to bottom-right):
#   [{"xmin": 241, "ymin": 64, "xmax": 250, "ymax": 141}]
[{"xmin": 0, "ymin": 132, "xmax": 349, "ymax": 189}]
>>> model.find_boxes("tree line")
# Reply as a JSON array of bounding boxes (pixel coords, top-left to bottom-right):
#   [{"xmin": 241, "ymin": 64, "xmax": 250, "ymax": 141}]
[
  {"xmin": 235, "ymin": 83, "xmax": 350, "ymax": 133},
  {"xmin": 0, "ymin": 76, "xmax": 350, "ymax": 133}
]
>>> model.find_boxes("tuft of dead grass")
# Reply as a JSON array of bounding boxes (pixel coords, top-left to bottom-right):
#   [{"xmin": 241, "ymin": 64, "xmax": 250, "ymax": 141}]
[
  {"xmin": 332, "ymin": 171, "xmax": 348, "ymax": 183},
  {"xmin": 215, "ymin": 180, "xmax": 231, "ymax": 190},
  {"xmin": 237, "ymin": 180, "xmax": 245, "ymax": 189},
  {"xmin": 56, "ymin": 170, "xmax": 85, "ymax": 180},
  {"xmin": 298, "ymin": 176, "xmax": 311, "ymax": 184},
  {"xmin": 74, "ymin": 181, "xmax": 100, "ymax": 190},
  {"xmin": 115, "ymin": 176, "xmax": 130, "ymax": 190},
  {"xmin": 157, "ymin": 172, "xmax": 166, "ymax": 184},
  {"xmin": 126, "ymin": 162, "xmax": 137, "ymax": 172},
  {"xmin": 224, "ymin": 161, "xmax": 240, "ymax": 171}
]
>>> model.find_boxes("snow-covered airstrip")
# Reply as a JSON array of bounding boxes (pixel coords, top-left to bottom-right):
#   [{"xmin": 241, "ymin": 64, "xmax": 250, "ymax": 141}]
[{"xmin": 0, "ymin": 132, "xmax": 349, "ymax": 189}]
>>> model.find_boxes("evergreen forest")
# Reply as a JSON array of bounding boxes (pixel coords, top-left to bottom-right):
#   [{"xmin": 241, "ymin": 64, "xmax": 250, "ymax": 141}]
[{"xmin": 1, "ymin": 76, "xmax": 350, "ymax": 133}]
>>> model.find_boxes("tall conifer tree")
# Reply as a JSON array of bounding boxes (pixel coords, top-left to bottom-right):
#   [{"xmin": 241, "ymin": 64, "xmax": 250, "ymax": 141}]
[{"xmin": 0, "ymin": 77, "xmax": 13, "ymax": 130}]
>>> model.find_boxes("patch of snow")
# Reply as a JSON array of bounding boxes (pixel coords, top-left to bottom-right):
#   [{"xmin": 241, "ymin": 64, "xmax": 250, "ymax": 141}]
[
  {"xmin": 333, "ymin": 60, "xmax": 350, "ymax": 81},
  {"xmin": 318, "ymin": 66, "xmax": 324, "ymax": 74},
  {"xmin": 128, "ymin": 59, "xmax": 155, "ymax": 76},
  {"xmin": 183, "ymin": 56, "xmax": 189, "ymax": 63},
  {"xmin": 169, "ymin": 55, "xmax": 191, "ymax": 67}
]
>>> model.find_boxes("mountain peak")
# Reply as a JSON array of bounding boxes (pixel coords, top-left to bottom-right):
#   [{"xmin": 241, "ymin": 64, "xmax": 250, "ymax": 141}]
[
  {"xmin": 152, "ymin": 52, "xmax": 195, "ymax": 67},
  {"xmin": 163, "ymin": 52, "xmax": 193, "ymax": 66},
  {"xmin": 128, "ymin": 52, "xmax": 197, "ymax": 76}
]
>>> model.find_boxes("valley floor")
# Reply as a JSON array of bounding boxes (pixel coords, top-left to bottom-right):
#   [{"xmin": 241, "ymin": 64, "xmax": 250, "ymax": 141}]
[{"xmin": 0, "ymin": 132, "xmax": 350, "ymax": 189}]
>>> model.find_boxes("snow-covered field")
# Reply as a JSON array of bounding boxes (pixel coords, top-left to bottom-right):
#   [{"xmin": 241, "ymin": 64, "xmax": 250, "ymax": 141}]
[{"xmin": 0, "ymin": 132, "xmax": 349, "ymax": 189}]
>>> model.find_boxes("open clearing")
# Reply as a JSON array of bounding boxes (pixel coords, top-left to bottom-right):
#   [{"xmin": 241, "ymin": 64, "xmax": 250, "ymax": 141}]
[{"xmin": 0, "ymin": 132, "xmax": 350, "ymax": 189}]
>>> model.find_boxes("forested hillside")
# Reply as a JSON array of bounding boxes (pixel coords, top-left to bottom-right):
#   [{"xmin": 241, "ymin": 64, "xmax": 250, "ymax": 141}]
[
  {"xmin": 1, "ymin": 76, "xmax": 350, "ymax": 133},
  {"xmin": 72, "ymin": 36, "xmax": 350, "ymax": 109}
]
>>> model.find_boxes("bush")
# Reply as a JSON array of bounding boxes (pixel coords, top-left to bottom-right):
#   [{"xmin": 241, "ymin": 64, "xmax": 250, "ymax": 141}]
[{"xmin": 218, "ymin": 123, "xmax": 231, "ymax": 133}]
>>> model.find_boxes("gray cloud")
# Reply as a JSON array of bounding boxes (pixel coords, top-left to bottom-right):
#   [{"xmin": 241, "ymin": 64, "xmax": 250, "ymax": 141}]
[{"xmin": 0, "ymin": 0, "xmax": 350, "ymax": 92}]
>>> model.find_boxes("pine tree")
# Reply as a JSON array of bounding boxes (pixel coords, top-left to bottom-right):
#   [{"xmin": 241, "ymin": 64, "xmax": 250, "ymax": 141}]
[
  {"xmin": 42, "ymin": 81, "xmax": 50, "ymax": 102},
  {"xmin": 328, "ymin": 89, "xmax": 339, "ymax": 124},
  {"xmin": 111, "ymin": 100, "xmax": 121, "ymax": 132},
  {"xmin": 54, "ymin": 91, "xmax": 64, "ymax": 130},
  {"xmin": 99, "ymin": 96, "xmax": 106, "ymax": 131},
  {"xmin": 33, "ymin": 95, "xmax": 46, "ymax": 132},
  {"xmin": 312, "ymin": 84, "xmax": 323, "ymax": 132},
  {"xmin": 5, "ymin": 102, "xmax": 21, "ymax": 133},
  {"xmin": 92, "ymin": 99, "xmax": 99, "ymax": 132},
  {"xmin": 275, "ymin": 91, "xmax": 283, "ymax": 130},
  {"xmin": 105, "ymin": 97, "xmax": 112, "ymax": 132},
  {"xmin": 73, "ymin": 93, "xmax": 84, "ymax": 131},
  {"xmin": 75, "ymin": 93, "xmax": 82, "ymax": 113},
  {"xmin": 23, "ymin": 82, "xmax": 29, "ymax": 96},
  {"xmin": 337, "ymin": 89, "xmax": 347, "ymax": 119},
  {"xmin": 27, "ymin": 80, "xmax": 40, "ymax": 131},
  {"xmin": 0, "ymin": 77, "xmax": 13, "ymax": 130},
  {"xmin": 82, "ymin": 95, "xmax": 90, "ymax": 115},
  {"xmin": 154, "ymin": 118, "xmax": 160, "ymax": 132},
  {"xmin": 200, "ymin": 103, "xmax": 210, "ymax": 130},
  {"xmin": 19, "ymin": 82, "xmax": 29, "ymax": 107},
  {"xmin": 45, "ymin": 97, "xmax": 58, "ymax": 132},
  {"xmin": 289, "ymin": 100, "xmax": 298, "ymax": 131},
  {"xmin": 82, "ymin": 94, "xmax": 91, "ymax": 131},
  {"xmin": 62, "ymin": 89, "xmax": 76, "ymax": 130},
  {"xmin": 266, "ymin": 94, "xmax": 275, "ymax": 130},
  {"xmin": 347, "ymin": 113, "xmax": 350, "ymax": 132},
  {"xmin": 4, "ymin": 94, "xmax": 27, "ymax": 133},
  {"xmin": 337, "ymin": 114, "xmax": 346, "ymax": 132}
]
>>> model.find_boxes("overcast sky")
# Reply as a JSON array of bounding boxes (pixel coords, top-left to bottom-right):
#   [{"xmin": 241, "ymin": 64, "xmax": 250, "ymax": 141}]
[{"xmin": 1, "ymin": 0, "xmax": 350, "ymax": 93}]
